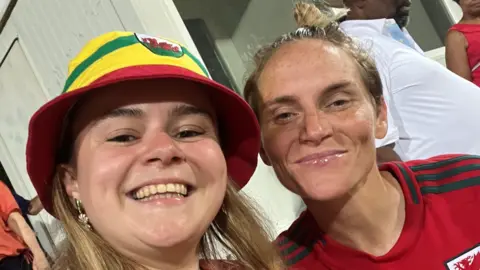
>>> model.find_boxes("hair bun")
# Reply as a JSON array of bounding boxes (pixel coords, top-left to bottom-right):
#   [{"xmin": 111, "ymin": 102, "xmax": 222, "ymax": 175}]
[
  {"xmin": 293, "ymin": 1, "xmax": 349, "ymax": 29},
  {"xmin": 294, "ymin": 2, "xmax": 331, "ymax": 28}
]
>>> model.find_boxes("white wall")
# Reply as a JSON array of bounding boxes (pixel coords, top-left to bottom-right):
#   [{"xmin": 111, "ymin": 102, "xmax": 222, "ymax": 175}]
[
  {"xmin": 232, "ymin": 1, "xmax": 296, "ymax": 69},
  {"xmin": 443, "ymin": 0, "xmax": 463, "ymax": 22},
  {"xmin": 0, "ymin": 0, "xmax": 7, "ymax": 15},
  {"xmin": 425, "ymin": 46, "xmax": 447, "ymax": 66}
]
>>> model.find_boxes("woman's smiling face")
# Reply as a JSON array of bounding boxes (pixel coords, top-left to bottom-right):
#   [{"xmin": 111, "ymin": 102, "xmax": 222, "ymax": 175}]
[
  {"xmin": 61, "ymin": 79, "xmax": 228, "ymax": 256},
  {"xmin": 257, "ymin": 39, "xmax": 387, "ymax": 201}
]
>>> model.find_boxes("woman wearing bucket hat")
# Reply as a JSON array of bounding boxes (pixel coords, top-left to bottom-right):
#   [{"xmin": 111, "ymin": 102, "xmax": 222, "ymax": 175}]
[{"xmin": 26, "ymin": 31, "xmax": 283, "ymax": 270}]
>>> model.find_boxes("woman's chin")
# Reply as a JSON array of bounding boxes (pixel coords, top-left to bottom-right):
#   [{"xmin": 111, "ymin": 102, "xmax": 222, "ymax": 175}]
[
  {"xmin": 137, "ymin": 230, "xmax": 201, "ymax": 248},
  {"xmin": 298, "ymin": 181, "xmax": 353, "ymax": 201}
]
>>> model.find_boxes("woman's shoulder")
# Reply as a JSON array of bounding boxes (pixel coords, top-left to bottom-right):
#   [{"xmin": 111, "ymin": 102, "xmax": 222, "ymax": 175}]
[{"xmin": 449, "ymin": 23, "xmax": 480, "ymax": 34}]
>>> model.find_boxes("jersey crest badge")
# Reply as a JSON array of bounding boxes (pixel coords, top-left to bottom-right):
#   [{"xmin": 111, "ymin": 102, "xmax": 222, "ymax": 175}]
[{"xmin": 445, "ymin": 244, "xmax": 480, "ymax": 270}]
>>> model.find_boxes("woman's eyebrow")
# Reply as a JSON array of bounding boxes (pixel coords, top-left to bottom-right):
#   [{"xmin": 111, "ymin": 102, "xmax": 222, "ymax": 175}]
[
  {"xmin": 100, "ymin": 107, "xmax": 144, "ymax": 120},
  {"xmin": 169, "ymin": 104, "xmax": 213, "ymax": 120}
]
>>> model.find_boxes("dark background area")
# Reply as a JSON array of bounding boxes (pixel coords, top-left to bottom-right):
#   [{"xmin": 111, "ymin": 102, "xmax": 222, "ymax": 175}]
[{"xmin": 183, "ymin": 18, "xmax": 239, "ymax": 93}]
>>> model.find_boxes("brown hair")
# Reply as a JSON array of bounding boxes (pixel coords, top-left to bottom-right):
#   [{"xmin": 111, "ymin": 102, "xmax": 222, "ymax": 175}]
[{"xmin": 244, "ymin": 2, "xmax": 383, "ymax": 121}]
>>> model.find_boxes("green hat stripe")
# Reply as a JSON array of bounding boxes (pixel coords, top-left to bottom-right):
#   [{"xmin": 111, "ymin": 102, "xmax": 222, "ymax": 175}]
[
  {"xmin": 182, "ymin": 47, "xmax": 210, "ymax": 78},
  {"xmin": 62, "ymin": 34, "xmax": 138, "ymax": 93}
]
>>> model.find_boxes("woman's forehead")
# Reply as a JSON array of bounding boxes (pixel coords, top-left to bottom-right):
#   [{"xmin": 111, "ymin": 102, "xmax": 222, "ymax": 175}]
[
  {"xmin": 69, "ymin": 80, "xmax": 216, "ymax": 130},
  {"xmin": 258, "ymin": 41, "xmax": 360, "ymax": 100},
  {"xmin": 82, "ymin": 80, "xmax": 212, "ymax": 113}
]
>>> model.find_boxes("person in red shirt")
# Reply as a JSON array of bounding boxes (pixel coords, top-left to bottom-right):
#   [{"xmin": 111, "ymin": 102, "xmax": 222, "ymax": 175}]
[
  {"xmin": 276, "ymin": 155, "xmax": 480, "ymax": 269},
  {"xmin": 0, "ymin": 181, "xmax": 49, "ymax": 270},
  {"xmin": 243, "ymin": 2, "xmax": 480, "ymax": 269},
  {"xmin": 446, "ymin": 0, "xmax": 480, "ymax": 87}
]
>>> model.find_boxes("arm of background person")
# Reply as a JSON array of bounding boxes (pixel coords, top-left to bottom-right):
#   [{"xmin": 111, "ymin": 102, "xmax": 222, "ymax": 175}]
[
  {"xmin": 445, "ymin": 30, "xmax": 472, "ymax": 81},
  {"xmin": 0, "ymin": 182, "xmax": 49, "ymax": 269},
  {"xmin": 28, "ymin": 196, "xmax": 44, "ymax": 215},
  {"xmin": 7, "ymin": 212, "xmax": 49, "ymax": 268},
  {"xmin": 12, "ymin": 192, "xmax": 30, "ymax": 216}
]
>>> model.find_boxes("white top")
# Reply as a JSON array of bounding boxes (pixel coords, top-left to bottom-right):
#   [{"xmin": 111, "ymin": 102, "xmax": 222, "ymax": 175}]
[{"xmin": 340, "ymin": 19, "xmax": 480, "ymax": 160}]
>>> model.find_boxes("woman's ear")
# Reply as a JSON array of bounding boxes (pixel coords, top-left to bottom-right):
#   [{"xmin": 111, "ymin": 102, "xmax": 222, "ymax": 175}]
[
  {"xmin": 260, "ymin": 147, "xmax": 272, "ymax": 166},
  {"xmin": 56, "ymin": 164, "xmax": 79, "ymax": 199},
  {"xmin": 375, "ymin": 98, "xmax": 388, "ymax": 140}
]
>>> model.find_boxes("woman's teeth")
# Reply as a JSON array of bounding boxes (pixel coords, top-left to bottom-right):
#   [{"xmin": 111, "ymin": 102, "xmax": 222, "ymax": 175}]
[{"xmin": 133, "ymin": 183, "xmax": 188, "ymax": 200}]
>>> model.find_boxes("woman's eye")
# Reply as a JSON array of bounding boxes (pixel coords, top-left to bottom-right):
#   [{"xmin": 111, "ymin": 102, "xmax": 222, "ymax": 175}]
[
  {"xmin": 106, "ymin": 134, "xmax": 137, "ymax": 143},
  {"xmin": 328, "ymin": 99, "xmax": 350, "ymax": 108},
  {"xmin": 275, "ymin": 112, "xmax": 295, "ymax": 121},
  {"xmin": 176, "ymin": 130, "xmax": 203, "ymax": 138}
]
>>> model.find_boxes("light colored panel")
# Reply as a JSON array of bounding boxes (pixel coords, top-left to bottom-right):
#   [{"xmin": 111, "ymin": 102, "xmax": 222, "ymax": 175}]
[
  {"xmin": 10, "ymin": 0, "xmax": 126, "ymax": 98},
  {"xmin": 425, "ymin": 46, "xmax": 447, "ymax": 66},
  {"xmin": 232, "ymin": 0, "xmax": 296, "ymax": 68},
  {"xmin": 0, "ymin": 39, "xmax": 56, "ymax": 255},
  {"xmin": 0, "ymin": 0, "xmax": 8, "ymax": 19},
  {"xmin": 214, "ymin": 39, "xmax": 246, "ymax": 90},
  {"xmin": 241, "ymin": 159, "xmax": 304, "ymax": 235},
  {"xmin": 442, "ymin": 0, "xmax": 463, "ymax": 22}
]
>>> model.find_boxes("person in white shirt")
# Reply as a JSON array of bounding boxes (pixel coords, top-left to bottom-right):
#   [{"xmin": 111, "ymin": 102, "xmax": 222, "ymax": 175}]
[{"xmin": 325, "ymin": 0, "xmax": 480, "ymax": 161}]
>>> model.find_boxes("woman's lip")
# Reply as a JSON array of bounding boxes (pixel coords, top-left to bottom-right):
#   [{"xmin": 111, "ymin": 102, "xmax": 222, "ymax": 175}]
[
  {"xmin": 294, "ymin": 150, "xmax": 347, "ymax": 164},
  {"xmin": 127, "ymin": 178, "xmax": 193, "ymax": 194},
  {"xmin": 129, "ymin": 191, "xmax": 194, "ymax": 206}
]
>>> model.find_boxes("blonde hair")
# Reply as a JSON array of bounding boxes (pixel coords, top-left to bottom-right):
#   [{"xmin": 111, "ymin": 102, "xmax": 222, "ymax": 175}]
[
  {"xmin": 244, "ymin": 1, "xmax": 382, "ymax": 120},
  {"xmin": 51, "ymin": 175, "xmax": 284, "ymax": 270}
]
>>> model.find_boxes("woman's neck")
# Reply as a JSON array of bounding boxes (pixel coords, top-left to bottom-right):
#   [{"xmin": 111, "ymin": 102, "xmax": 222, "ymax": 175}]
[
  {"xmin": 305, "ymin": 167, "xmax": 405, "ymax": 256},
  {"xmin": 143, "ymin": 258, "xmax": 200, "ymax": 270},
  {"xmin": 123, "ymin": 241, "xmax": 201, "ymax": 270},
  {"xmin": 460, "ymin": 15, "xmax": 480, "ymax": 23}
]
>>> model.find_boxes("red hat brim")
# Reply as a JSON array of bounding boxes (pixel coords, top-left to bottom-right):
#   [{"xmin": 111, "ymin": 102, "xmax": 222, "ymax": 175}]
[{"xmin": 26, "ymin": 65, "xmax": 260, "ymax": 215}]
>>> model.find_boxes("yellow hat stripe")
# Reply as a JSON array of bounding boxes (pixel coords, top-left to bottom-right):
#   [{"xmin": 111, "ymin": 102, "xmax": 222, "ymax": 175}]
[
  {"xmin": 66, "ymin": 32, "xmax": 134, "ymax": 74},
  {"xmin": 63, "ymin": 34, "xmax": 209, "ymax": 93},
  {"xmin": 64, "ymin": 43, "xmax": 209, "ymax": 93},
  {"xmin": 63, "ymin": 35, "xmax": 138, "ymax": 93}
]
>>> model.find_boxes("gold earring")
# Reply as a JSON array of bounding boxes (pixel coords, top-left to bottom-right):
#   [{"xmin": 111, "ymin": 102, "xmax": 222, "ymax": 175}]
[{"xmin": 75, "ymin": 199, "xmax": 92, "ymax": 231}]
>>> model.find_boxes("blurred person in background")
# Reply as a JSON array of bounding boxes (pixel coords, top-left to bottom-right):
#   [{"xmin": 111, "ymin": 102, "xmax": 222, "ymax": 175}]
[
  {"xmin": 446, "ymin": 0, "xmax": 480, "ymax": 87},
  {"xmin": 326, "ymin": 0, "xmax": 480, "ymax": 162},
  {"xmin": 12, "ymin": 194, "xmax": 43, "ymax": 220},
  {"xmin": 0, "ymin": 181, "xmax": 49, "ymax": 270}
]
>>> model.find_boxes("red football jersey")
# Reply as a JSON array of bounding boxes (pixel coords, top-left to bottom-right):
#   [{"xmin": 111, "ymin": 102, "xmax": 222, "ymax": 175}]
[{"xmin": 276, "ymin": 154, "xmax": 480, "ymax": 270}]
